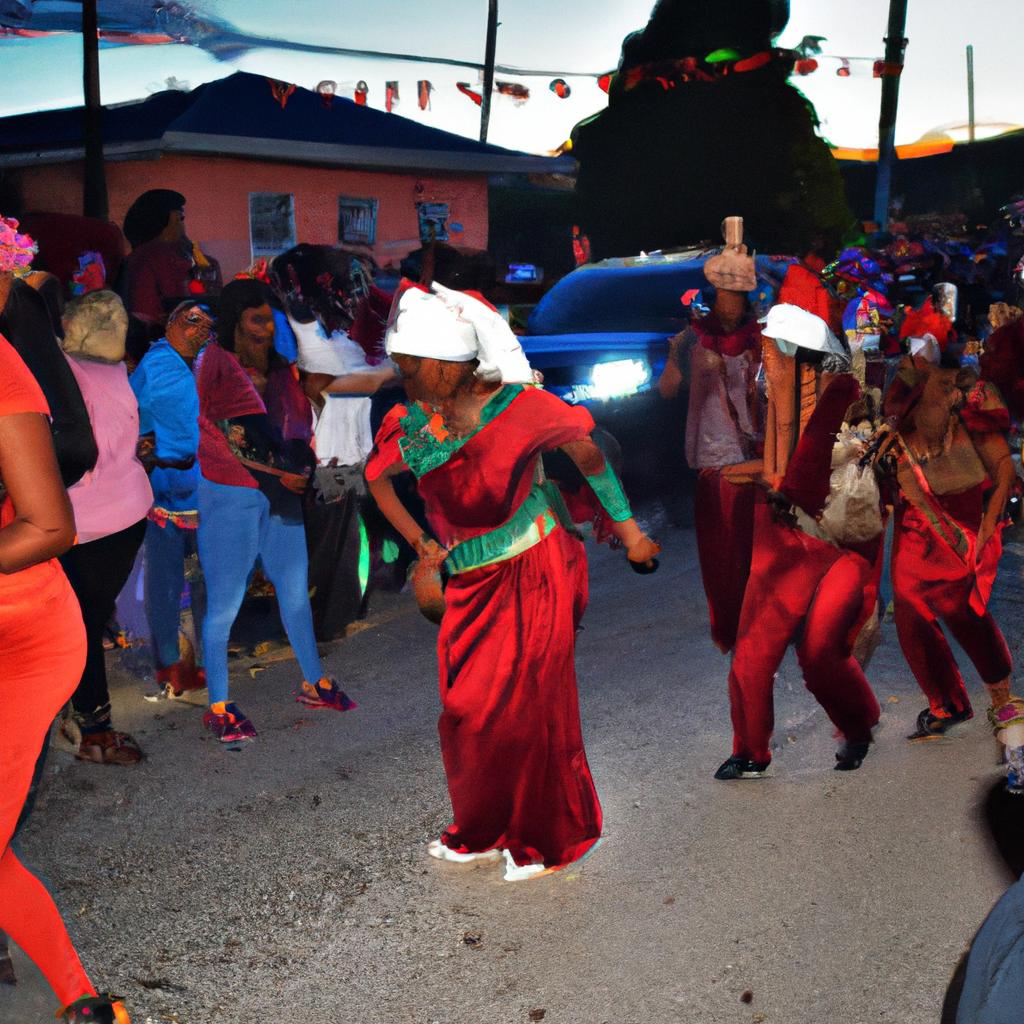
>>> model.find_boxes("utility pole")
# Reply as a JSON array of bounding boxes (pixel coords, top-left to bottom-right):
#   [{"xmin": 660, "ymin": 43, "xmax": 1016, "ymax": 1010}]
[
  {"xmin": 479, "ymin": 0, "xmax": 498, "ymax": 143},
  {"xmin": 872, "ymin": 0, "xmax": 909, "ymax": 228},
  {"xmin": 82, "ymin": 0, "xmax": 108, "ymax": 218},
  {"xmin": 966, "ymin": 44, "xmax": 976, "ymax": 142}
]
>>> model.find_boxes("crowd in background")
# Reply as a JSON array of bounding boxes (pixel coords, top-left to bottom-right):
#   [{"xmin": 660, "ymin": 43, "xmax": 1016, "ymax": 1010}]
[{"xmin": 3, "ymin": 184, "xmax": 1024, "ymax": 1021}]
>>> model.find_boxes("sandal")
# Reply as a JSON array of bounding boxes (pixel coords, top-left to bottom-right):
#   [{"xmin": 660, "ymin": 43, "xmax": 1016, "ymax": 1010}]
[
  {"xmin": 60, "ymin": 993, "xmax": 131, "ymax": 1023},
  {"xmin": 75, "ymin": 730, "xmax": 145, "ymax": 766}
]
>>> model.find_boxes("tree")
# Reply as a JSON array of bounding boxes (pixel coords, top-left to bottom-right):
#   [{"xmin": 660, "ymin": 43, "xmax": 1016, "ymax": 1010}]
[{"xmin": 572, "ymin": 0, "xmax": 853, "ymax": 258}]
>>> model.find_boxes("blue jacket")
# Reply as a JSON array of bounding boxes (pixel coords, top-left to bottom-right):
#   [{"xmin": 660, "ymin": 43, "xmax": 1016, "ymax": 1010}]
[{"xmin": 130, "ymin": 338, "xmax": 200, "ymax": 511}]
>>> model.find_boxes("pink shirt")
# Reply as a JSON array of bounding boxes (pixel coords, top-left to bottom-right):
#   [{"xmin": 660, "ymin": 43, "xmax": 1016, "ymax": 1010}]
[{"xmin": 65, "ymin": 355, "xmax": 153, "ymax": 543}]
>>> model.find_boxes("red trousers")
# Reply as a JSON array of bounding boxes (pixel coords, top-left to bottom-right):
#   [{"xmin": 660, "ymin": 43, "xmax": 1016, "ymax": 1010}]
[
  {"xmin": 695, "ymin": 469, "xmax": 755, "ymax": 652},
  {"xmin": 0, "ymin": 571, "xmax": 92, "ymax": 1008},
  {"xmin": 892, "ymin": 508, "xmax": 1012, "ymax": 716},
  {"xmin": 728, "ymin": 501, "xmax": 882, "ymax": 763}
]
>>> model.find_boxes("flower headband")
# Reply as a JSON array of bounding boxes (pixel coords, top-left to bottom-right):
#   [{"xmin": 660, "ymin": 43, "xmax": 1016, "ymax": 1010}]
[{"xmin": 0, "ymin": 216, "xmax": 38, "ymax": 273}]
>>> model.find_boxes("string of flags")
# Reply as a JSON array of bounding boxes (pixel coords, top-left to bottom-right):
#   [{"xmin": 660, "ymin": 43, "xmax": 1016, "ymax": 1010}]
[{"xmin": 287, "ymin": 41, "xmax": 891, "ymax": 116}]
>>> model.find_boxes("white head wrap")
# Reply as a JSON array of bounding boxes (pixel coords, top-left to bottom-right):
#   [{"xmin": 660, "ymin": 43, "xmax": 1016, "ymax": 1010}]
[
  {"xmin": 386, "ymin": 282, "xmax": 533, "ymax": 384},
  {"xmin": 759, "ymin": 303, "xmax": 846, "ymax": 358},
  {"xmin": 908, "ymin": 334, "xmax": 941, "ymax": 364}
]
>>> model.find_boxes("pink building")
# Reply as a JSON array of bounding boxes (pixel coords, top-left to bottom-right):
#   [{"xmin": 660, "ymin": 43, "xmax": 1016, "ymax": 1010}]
[{"xmin": 0, "ymin": 72, "xmax": 573, "ymax": 279}]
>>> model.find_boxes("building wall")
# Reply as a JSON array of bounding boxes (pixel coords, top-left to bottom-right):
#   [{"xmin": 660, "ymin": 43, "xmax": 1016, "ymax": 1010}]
[{"xmin": 13, "ymin": 154, "xmax": 489, "ymax": 278}]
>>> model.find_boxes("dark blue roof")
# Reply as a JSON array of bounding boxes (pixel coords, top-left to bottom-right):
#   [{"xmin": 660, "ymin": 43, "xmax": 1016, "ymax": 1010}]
[
  {"xmin": 0, "ymin": 72, "xmax": 569, "ymax": 172},
  {"xmin": 169, "ymin": 72, "xmax": 520, "ymax": 156},
  {"xmin": 0, "ymin": 87, "xmax": 194, "ymax": 151}
]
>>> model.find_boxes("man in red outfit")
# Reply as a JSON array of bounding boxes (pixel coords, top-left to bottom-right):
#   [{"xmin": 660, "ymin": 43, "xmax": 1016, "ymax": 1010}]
[{"xmin": 715, "ymin": 301, "xmax": 883, "ymax": 780}]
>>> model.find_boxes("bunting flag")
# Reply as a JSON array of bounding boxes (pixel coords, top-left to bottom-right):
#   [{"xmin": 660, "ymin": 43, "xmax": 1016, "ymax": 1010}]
[
  {"xmin": 456, "ymin": 82, "xmax": 483, "ymax": 106},
  {"xmin": 385, "ymin": 80, "xmax": 399, "ymax": 112},
  {"xmin": 496, "ymin": 81, "xmax": 530, "ymax": 104},
  {"xmin": 550, "ymin": 78, "xmax": 571, "ymax": 99},
  {"xmin": 316, "ymin": 79, "xmax": 336, "ymax": 108},
  {"xmin": 417, "ymin": 80, "xmax": 433, "ymax": 110},
  {"xmin": 837, "ymin": 59, "xmax": 851, "ymax": 77},
  {"xmin": 267, "ymin": 78, "xmax": 296, "ymax": 108},
  {"xmin": 354, "ymin": 80, "xmax": 369, "ymax": 105},
  {"xmin": 597, "ymin": 74, "xmax": 612, "ymax": 94},
  {"xmin": 873, "ymin": 60, "xmax": 904, "ymax": 78}
]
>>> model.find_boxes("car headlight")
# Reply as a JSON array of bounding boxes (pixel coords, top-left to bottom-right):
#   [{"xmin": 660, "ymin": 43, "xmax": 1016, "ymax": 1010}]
[{"xmin": 590, "ymin": 359, "xmax": 651, "ymax": 400}]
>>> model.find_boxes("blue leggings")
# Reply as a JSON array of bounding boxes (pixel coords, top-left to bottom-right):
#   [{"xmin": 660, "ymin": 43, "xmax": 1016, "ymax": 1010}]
[{"xmin": 197, "ymin": 478, "xmax": 323, "ymax": 705}]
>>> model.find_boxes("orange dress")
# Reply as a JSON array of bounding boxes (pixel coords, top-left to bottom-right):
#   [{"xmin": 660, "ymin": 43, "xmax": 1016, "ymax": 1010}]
[{"xmin": 0, "ymin": 333, "xmax": 93, "ymax": 1007}]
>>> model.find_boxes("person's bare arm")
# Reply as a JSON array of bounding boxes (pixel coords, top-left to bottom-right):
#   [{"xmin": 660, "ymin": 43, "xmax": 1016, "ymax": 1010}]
[
  {"xmin": 0, "ymin": 412, "xmax": 77, "ymax": 573},
  {"xmin": 974, "ymin": 430, "xmax": 1016, "ymax": 550},
  {"xmin": 657, "ymin": 332, "xmax": 686, "ymax": 400},
  {"xmin": 367, "ymin": 467, "xmax": 447, "ymax": 564},
  {"xmin": 559, "ymin": 436, "xmax": 660, "ymax": 565},
  {"xmin": 322, "ymin": 366, "xmax": 399, "ymax": 397}
]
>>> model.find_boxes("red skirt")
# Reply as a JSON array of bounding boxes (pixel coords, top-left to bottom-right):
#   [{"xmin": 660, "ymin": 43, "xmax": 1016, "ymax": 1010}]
[{"xmin": 436, "ymin": 528, "xmax": 602, "ymax": 869}]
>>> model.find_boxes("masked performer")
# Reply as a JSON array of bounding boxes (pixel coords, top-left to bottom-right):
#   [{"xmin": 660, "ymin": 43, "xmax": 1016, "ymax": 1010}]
[
  {"xmin": 658, "ymin": 218, "xmax": 761, "ymax": 652},
  {"xmin": 366, "ymin": 282, "xmax": 659, "ymax": 881},
  {"xmin": 715, "ymin": 303, "xmax": 884, "ymax": 780},
  {"xmin": 883, "ymin": 355, "xmax": 1023, "ymax": 789}
]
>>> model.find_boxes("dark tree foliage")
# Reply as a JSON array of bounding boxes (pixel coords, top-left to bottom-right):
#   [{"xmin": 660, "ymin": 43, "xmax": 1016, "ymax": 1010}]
[{"xmin": 573, "ymin": 0, "xmax": 853, "ymax": 258}]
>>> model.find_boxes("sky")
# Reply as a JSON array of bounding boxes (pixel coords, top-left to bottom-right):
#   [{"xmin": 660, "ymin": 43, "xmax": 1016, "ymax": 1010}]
[{"xmin": 0, "ymin": 0, "xmax": 1021, "ymax": 154}]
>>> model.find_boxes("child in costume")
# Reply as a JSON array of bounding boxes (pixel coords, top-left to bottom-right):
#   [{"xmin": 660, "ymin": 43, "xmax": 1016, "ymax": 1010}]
[
  {"xmin": 715, "ymin": 301, "xmax": 885, "ymax": 780},
  {"xmin": 366, "ymin": 281, "xmax": 659, "ymax": 881}
]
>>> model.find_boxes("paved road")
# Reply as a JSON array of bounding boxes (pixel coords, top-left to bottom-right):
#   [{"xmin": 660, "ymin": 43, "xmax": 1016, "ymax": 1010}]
[{"xmin": 3, "ymin": 512, "xmax": 1021, "ymax": 1024}]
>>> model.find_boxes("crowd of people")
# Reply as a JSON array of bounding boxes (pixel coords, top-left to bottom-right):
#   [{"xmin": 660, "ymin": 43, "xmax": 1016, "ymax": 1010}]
[
  {"xmin": 2, "ymin": 186, "xmax": 1024, "ymax": 1022},
  {"xmin": 658, "ymin": 214, "xmax": 1024, "ymax": 789}
]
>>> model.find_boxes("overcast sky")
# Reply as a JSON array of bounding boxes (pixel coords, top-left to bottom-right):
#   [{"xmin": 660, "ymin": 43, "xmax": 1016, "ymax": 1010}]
[{"xmin": 1, "ymin": 0, "xmax": 1020, "ymax": 153}]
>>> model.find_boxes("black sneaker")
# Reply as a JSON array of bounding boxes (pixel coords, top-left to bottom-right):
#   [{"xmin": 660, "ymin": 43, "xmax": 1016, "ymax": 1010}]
[
  {"xmin": 714, "ymin": 754, "xmax": 770, "ymax": 780},
  {"xmin": 834, "ymin": 740, "xmax": 871, "ymax": 771},
  {"xmin": 907, "ymin": 705, "xmax": 973, "ymax": 740}
]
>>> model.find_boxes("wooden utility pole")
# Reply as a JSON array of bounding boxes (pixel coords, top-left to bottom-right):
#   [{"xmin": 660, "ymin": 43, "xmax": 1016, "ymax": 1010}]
[
  {"xmin": 479, "ymin": 0, "xmax": 498, "ymax": 143},
  {"xmin": 872, "ymin": 0, "xmax": 909, "ymax": 228},
  {"xmin": 82, "ymin": 0, "xmax": 108, "ymax": 219},
  {"xmin": 966, "ymin": 44, "xmax": 976, "ymax": 142}
]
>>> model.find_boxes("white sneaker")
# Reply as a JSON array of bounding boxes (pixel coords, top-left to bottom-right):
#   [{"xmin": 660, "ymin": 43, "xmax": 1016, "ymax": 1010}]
[
  {"xmin": 502, "ymin": 849, "xmax": 550, "ymax": 882},
  {"xmin": 427, "ymin": 839, "xmax": 502, "ymax": 864}
]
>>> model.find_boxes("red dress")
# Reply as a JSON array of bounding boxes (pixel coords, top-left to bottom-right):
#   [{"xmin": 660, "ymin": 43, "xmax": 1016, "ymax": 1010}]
[{"xmin": 366, "ymin": 385, "xmax": 603, "ymax": 869}]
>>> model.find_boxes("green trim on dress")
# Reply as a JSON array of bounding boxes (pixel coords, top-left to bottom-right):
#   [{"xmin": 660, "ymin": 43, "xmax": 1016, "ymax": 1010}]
[{"xmin": 397, "ymin": 384, "xmax": 523, "ymax": 479}]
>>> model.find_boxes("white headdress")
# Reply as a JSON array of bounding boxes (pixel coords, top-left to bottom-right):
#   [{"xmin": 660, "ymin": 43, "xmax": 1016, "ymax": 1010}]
[{"xmin": 386, "ymin": 281, "xmax": 533, "ymax": 383}]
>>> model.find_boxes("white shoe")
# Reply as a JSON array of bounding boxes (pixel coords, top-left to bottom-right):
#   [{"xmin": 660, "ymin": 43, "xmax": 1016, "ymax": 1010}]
[
  {"xmin": 502, "ymin": 849, "xmax": 550, "ymax": 882},
  {"xmin": 427, "ymin": 839, "xmax": 502, "ymax": 864}
]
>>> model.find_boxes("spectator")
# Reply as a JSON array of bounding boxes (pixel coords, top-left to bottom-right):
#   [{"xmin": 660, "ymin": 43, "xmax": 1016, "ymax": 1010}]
[
  {"xmin": 119, "ymin": 190, "xmax": 221, "ymax": 358},
  {"xmin": 271, "ymin": 245, "xmax": 398, "ymax": 639},
  {"xmin": 194, "ymin": 279, "xmax": 355, "ymax": 744},
  {"xmin": 0, "ymin": 333, "xmax": 130, "ymax": 1023},
  {"xmin": 130, "ymin": 300, "xmax": 209, "ymax": 699},
  {"xmin": 0, "ymin": 216, "xmax": 97, "ymax": 488},
  {"xmin": 58, "ymin": 291, "xmax": 153, "ymax": 765}
]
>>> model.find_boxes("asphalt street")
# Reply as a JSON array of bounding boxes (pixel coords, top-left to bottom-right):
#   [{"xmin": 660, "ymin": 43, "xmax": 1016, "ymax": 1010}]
[{"xmin": 3, "ymin": 509, "xmax": 1022, "ymax": 1024}]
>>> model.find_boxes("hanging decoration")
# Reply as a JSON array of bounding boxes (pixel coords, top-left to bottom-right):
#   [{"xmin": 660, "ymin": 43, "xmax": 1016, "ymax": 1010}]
[
  {"xmin": 597, "ymin": 74, "xmax": 612, "ymax": 94},
  {"xmin": 417, "ymin": 80, "xmax": 433, "ymax": 110},
  {"xmin": 873, "ymin": 60, "xmax": 904, "ymax": 78},
  {"xmin": 385, "ymin": 80, "xmax": 399, "ymax": 112},
  {"xmin": 794, "ymin": 57, "xmax": 818, "ymax": 75},
  {"xmin": 456, "ymin": 82, "xmax": 483, "ymax": 106},
  {"xmin": 267, "ymin": 78, "xmax": 296, "ymax": 109},
  {"xmin": 354, "ymin": 80, "xmax": 369, "ymax": 105},
  {"xmin": 316, "ymin": 79, "xmax": 336, "ymax": 108},
  {"xmin": 550, "ymin": 78, "xmax": 571, "ymax": 99},
  {"xmin": 496, "ymin": 81, "xmax": 529, "ymax": 104},
  {"xmin": 837, "ymin": 59, "xmax": 851, "ymax": 78}
]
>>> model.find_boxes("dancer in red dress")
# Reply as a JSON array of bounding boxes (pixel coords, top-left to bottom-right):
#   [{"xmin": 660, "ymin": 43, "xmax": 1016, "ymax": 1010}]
[{"xmin": 366, "ymin": 281, "xmax": 659, "ymax": 881}]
